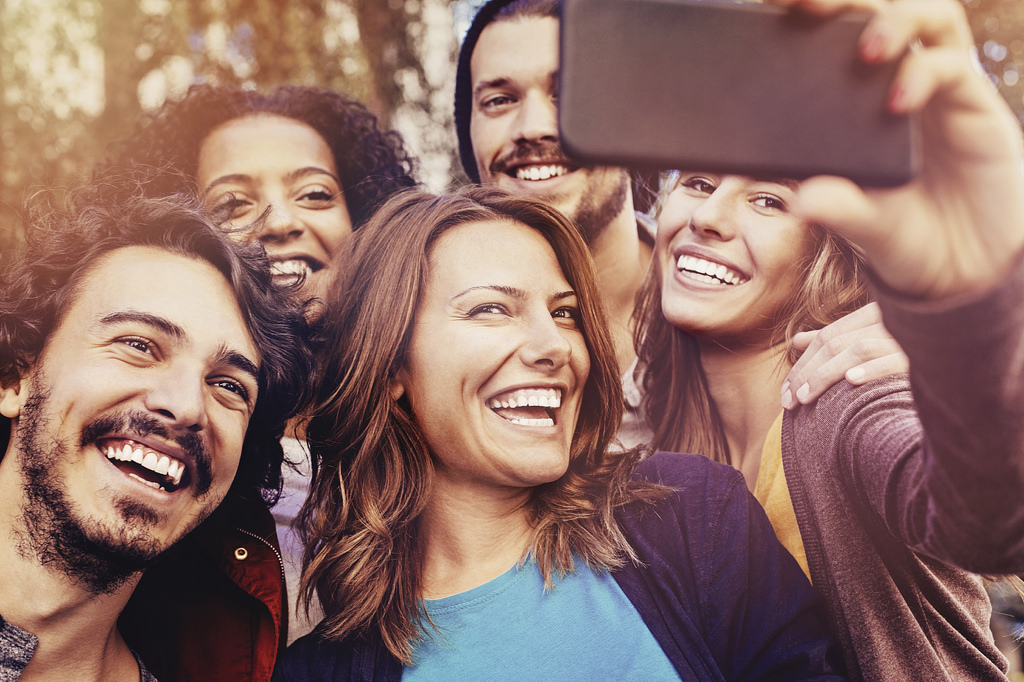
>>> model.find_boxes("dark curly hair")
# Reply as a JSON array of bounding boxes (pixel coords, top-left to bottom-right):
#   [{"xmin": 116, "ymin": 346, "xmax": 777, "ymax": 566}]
[
  {"xmin": 0, "ymin": 179, "xmax": 315, "ymax": 506},
  {"xmin": 98, "ymin": 84, "xmax": 417, "ymax": 227}
]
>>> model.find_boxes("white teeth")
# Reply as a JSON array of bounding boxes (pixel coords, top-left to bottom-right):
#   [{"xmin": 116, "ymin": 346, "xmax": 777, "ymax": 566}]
[
  {"xmin": 515, "ymin": 164, "xmax": 567, "ymax": 181},
  {"xmin": 103, "ymin": 441, "xmax": 186, "ymax": 490},
  {"xmin": 271, "ymin": 260, "xmax": 311, "ymax": 277},
  {"xmin": 128, "ymin": 473, "xmax": 162, "ymax": 490},
  {"xmin": 506, "ymin": 417, "xmax": 555, "ymax": 427},
  {"xmin": 675, "ymin": 254, "xmax": 747, "ymax": 285},
  {"xmin": 487, "ymin": 387, "xmax": 562, "ymax": 411},
  {"xmin": 168, "ymin": 461, "xmax": 183, "ymax": 487}
]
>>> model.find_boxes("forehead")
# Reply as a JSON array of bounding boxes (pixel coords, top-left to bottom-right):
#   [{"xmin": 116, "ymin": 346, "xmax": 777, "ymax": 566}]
[
  {"xmin": 471, "ymin": 16, "xmax": 560, "ymax": 88},
  {"xmin": 196, "ymin": 114, "xmax": 338, "ymax": 182},
  {"xmin": 426, "ymin": 219, "xmax": 570, "ymax": 294},
  {"xmin": 61, "ymin": 246, "xmax": 259, "ymax": 363}
]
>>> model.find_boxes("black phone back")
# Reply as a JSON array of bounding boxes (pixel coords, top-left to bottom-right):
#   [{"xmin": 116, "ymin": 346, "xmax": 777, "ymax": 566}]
[{"xmin": 559, "ymin": 0, "xmax": 916, "ymax": 187}]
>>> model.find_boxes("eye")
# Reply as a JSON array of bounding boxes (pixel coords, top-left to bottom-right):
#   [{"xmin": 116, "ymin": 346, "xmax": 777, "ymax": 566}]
[
  {"xmin": 552, "ymin": 306, "xmax": 579, "ymax": 321},
  {"xmin": 213, "ymin": 194, "xmax": 255, "ymax": 221},
  {"xmin": 680, "ymin": 176, "xmax": 717, "ymax": 195},
  {"xmin": 297, "ymin": 186, "xmax": 339, "ymax": 206},
  {"xmin": 117, "ymin": 336, "xmax": 155, "ymax": 355},
  {"xmin": 468, "ymin": 303, "xmax": 509, "ymax": 317},
  {"xmin": 480, "ymin": 93, "xmax": 516, "ymax": 112},
  {"xmin": 552, "ymin": 306, "xmax": 581, "ymax": 327},
  {"xmin": 210, "ymin": 377, "xmax": 253, "ymax": 406},
  {"xmin": 751, "ymin": 194, "xmax": 787, "ymax": 211}
]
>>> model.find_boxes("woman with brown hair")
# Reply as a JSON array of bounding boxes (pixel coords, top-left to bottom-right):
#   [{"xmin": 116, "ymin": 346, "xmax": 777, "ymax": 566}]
[
  {"xmin": 273, "ymin": 186, "xmax": 843, "ymax": 680},
  {"xmin": 633, "ymin": 0, "xmax": 1024, "ymax": 678}
]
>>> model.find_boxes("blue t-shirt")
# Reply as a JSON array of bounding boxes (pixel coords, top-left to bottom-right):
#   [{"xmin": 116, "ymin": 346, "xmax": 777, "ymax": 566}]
[{"xmin": 403, "ymin": 558, "xmax": 679, "ymax": 681}]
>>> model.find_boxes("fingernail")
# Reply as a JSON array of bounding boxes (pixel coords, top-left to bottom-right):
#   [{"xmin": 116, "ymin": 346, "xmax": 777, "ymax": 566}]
[
  {"xmin": 860, "ymin": 28, "xmax": 887, "ymax": 62},
  {"xmin": 888, "ymin": 84, "xmax": 909, "ymax": 113},
  {"xmin": 847, "ymin": 367, "xmax": 866, "ymax": 383},
  {"xmin": 781, "ymin": 388, "xmax": 794, "ymax": 410},
  {"xmin": 796, "ymin": 383, "xmax": 811, "ymax": 403}
]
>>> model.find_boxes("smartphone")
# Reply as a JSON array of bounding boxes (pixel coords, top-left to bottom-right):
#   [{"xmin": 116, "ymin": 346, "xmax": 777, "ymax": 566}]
[{"xmin": 559, "ymin": 0, "xmax": 916, "ymax": 187}]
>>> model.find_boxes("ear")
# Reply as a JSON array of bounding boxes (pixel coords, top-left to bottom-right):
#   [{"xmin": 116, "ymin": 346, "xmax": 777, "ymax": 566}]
[
  {"xmin": 389, "ymin": 370, "xmax": 406, "ymax": 401},
  {"xmin": 0, "ymin": 377, "xmax": 26, "ymax": 420}
]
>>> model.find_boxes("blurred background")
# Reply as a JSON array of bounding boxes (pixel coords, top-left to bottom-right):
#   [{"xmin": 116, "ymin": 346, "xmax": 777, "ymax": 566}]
[{"xmin": 0, "ymin": 0, "xmax": 1021, "ymax": 253}]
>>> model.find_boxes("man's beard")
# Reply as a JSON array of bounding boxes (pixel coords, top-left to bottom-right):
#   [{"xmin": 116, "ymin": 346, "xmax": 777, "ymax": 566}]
[
  {"xmin": 489, "ymin": 139, "xmax": 631, "ymax": 245},
  {"xmin": 571, "ymin": 169, "xmax": 629, "ymax": 246},
  {"xmin": 14, "ymin": 386, "xmax": 215, "ymax": 596}
]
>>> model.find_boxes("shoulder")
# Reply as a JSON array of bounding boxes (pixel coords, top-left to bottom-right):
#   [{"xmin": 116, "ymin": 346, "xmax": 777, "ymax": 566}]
[
  {"xmin": 631, "ymin": 451, "xmax": 747, "ymax": 500},
  {"xmin": 785, "ymin": 374, "xmax": 917, "ymax": 465},
  {"xmin": 794, "ymin": 374, "xmax": 912, "ymax": 424},
  {"xmin": 274, "ymin": 629, "xmax": 402, "ymax": 682},
  {"xmin": 621, "ymin": 452, "xmax": 756, "ymax": 548}
]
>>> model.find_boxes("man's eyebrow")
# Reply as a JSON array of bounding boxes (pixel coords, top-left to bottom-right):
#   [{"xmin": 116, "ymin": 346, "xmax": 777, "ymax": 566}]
[
  {"xmin": 99, "ymin": 310, "xmax": 260, "ymax": 384},
  {"xmin": 473, "ymin": 77, "xmax": 513, "ymax": 100},
  {"xmin": 98, "ymin": 311, "xmax": 185, "ymax": 340},
  {"xmin": 217, "ymin": 347, "xmax": 261, "ymax": 386}
]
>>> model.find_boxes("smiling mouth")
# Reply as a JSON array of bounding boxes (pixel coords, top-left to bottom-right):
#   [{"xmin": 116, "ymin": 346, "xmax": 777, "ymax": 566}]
[
  {"xmin": 101, "ymin": 438, "xmax": 187, "ymax": 493},
  {"xmin": 676, "ymin": 254, "xmax": 748, "ymax": 286},
  {"xmin": 270, "ymin": 258, "xmax": 322, "ymax": 279},
  {"xmin": 510, "ymin": 163, "xmax": 572, "ymax": 182},
  {"xmin": 486, "ymin": 387, "xmax": 562, "ymax": 427}
]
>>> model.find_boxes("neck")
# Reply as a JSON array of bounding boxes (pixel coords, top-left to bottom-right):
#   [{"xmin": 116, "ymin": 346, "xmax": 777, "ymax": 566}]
[
  {"xmin": 0, "ymin": 465, "xmax": 141, "ymax": 681},
  {"xmin": 697, "ymin": 340, "xmax": 790, "ymax": 491},
  {"xmin": 418, "ymin": 478, "xmax": 534, "ymax": 599},
  {"xmin": 587, "ymin": 197, "xmax": 651, "ymax": 375}
]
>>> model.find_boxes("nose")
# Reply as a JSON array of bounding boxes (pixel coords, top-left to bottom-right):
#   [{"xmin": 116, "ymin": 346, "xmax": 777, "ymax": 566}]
[
  {"xmin": 513, "ymin": 89, "xmax": 559, "ymax": 143},
  {"xmin": 256, "ymin": 202, "xmax": 303, "ymax": 244},
  {"xmin": 143, "ymin": 368, "xmax": 209, "ymax": 433},
  {"xmin": 519, "ymin": 311, "xmax": 573, "ymax": 370},
  {"xmin": 689, "ymin": 184, "xmax": 739, "ymax": 242}
]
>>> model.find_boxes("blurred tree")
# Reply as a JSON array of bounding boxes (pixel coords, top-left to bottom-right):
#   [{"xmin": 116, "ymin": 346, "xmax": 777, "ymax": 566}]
[
  {"xmin": 0, "ymin": 0, "xmax": 457, "ymax": 255},
  {"xmin": 0, "ymin": 0, "xmax": 1020, "ymax": 255},
  {"xmin": 964, "ymin": 0, "xmax": 1024, "ymax": 125}
]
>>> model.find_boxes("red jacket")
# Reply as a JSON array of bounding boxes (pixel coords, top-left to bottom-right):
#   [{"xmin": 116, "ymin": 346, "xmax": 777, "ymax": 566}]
[{"xmin": 120, "ymin": 495, "xmax": 286, "ymax": 681}]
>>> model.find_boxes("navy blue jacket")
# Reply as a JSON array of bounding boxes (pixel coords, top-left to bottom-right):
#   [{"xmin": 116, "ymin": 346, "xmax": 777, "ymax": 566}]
[{"xmin": 273, "ymin": 453, "xmax": 844, "ymax": 680}]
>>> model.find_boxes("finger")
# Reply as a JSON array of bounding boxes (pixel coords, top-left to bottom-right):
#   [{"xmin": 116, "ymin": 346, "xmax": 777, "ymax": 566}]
[
  {"xmin": 782, "ymin": 340, "xmax": 908, "ymax": 408},
  {"xmin": 786, "ymin": 303, "xmax": 885, "ymax": 380},
  {"xmin": 843, "ymin": 352, "xmax": 910, "ymax": 385},
  {"xmin": 771, "ymin": 0, "xmax": 884, "ymax": 15},
  {"xmin": 888, "ymin": 45, "xmax": 988, "ymax": 115},
  {"xmin": 790, "ymin": 176, "xmax": 894, "ymax": 256},
  {"xmin": 790, "ymin": 329, "xmax": 817, "ymax": 353}
]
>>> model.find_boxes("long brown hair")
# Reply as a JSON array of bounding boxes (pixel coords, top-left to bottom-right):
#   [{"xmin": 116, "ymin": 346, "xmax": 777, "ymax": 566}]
[
  {"xmin": 634, "ymin": 218, "xmax": 871, "ymax": 463},
  {"xmin": 299, "ymin": 187, "xmax": 666, "ymax": 663}
]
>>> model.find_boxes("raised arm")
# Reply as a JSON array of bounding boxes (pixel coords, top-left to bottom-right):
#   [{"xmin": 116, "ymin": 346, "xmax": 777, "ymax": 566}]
[{"xmin": 782, "ymin": 0, "xmax": 1024, "ymax": 571}]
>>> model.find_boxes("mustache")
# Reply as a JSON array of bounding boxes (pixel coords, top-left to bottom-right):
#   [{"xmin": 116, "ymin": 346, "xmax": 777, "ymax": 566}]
[
  {"xmin": 80, "ymin": 411, "xmax": 214, "ymax": 496},
  {"xmin": 490, "ymin": 139, "xmax": 577, "ymax": 176}
]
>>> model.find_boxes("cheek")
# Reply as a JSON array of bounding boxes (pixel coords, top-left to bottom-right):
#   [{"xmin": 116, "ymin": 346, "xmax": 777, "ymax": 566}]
[
  {"xmin": 313, "ymin": 209, "xmax": 355, "ymax": 255},
  {"xmin": 211, "ymin": 412, "xmax": 249, "ymax": 478},
  {"xmin": 470, "ymin": 119, "xmax": 501, "ymax": 165},
  {"xmin": 572, "ymin": 340, "xmax": 591, "ymax": 386}
]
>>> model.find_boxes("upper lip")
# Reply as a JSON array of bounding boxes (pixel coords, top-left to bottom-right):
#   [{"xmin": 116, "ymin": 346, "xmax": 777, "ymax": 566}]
[
  {"xmin": 96, "ymin": 433, "xmax": 195, "ymax": 481},
  {"xmin": 97, "ymin": 433, "xmax": 187, "ymax": 462}
]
